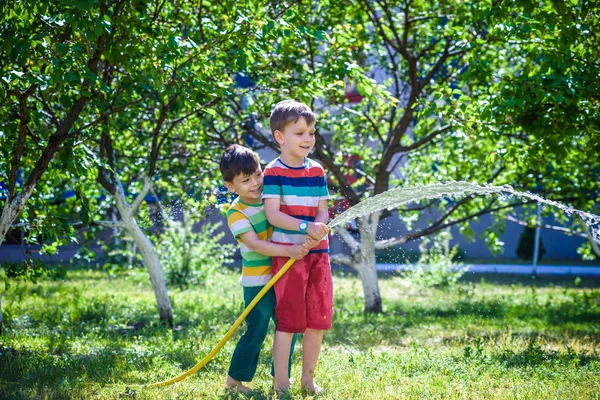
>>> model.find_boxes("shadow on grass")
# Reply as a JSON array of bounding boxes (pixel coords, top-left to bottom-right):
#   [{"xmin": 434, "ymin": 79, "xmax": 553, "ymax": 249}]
[
  {"xmin": 0, "ymin": 346, "xmax": 126, "ymax": 397},
  {"xmin": 326, "ymin": 294, "xmax": 600, "ymax": 349},
  {"xmin": 0, "ymin": 342, "xmax": 235, "ymax": 397},
  {"xmin": 493, "ymin": 344, "xmax": 598, "ymax": 368},
  {"xmin": 332, "ymin": 268, "xmax": 600, "ymax": 289},
  {"xmin": 459, "ymin": 272, "xmax": 600, "ymax": 288},
  {"xmin": 459, "ymin": 338, "xmax": 600, "ymax": 369}
]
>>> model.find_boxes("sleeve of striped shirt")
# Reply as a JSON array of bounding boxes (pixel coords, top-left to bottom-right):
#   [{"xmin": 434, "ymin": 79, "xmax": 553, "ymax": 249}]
[
  {"xmin": 227, "ymin": 210, "xmax": 253, "ymax": 241},
  {"xmin": 262, "ymin": 166, "xmax": 282, "ymax": 199},
  {"xmin": 318, "ymin": 166, "xmax": 330, "ymax": 200}
]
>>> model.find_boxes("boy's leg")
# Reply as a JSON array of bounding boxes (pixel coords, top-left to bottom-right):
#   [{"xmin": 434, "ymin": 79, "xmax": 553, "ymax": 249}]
[
  {"xmin": 288, "ymin": 334, "xmax": 297, "ymax": 377},
  {"xmin": 273, "ymin": 330, "xmax": 295, "ymax": 392},
  {"xmin": 301, "ymin": 328, "xmax": 324, "ymax": 393},
  {"xmin": 227, "ymin": 286, "xmax": 275, "ymax": 386},
  {"xmin": 270, "ymin": 329, "xmax": 298, "ymax": 378},
  {"xmin": 271, "ymin": 255, "xmax": 310, "ymax": 392},
  {"xmin": 301, "ymin": 253, "xmax": 333, "ymax": 393}
]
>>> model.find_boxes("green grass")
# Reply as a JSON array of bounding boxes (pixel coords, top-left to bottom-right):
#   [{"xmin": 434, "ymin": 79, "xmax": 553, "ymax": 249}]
[{"xmin": 1, "ymin": 267, "xmax": 599, "ymax": 399}]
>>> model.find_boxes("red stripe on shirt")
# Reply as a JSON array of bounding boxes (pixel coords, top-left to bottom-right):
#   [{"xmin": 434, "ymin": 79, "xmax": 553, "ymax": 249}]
[
  {"xmin": 264, "ymin": 166, "xmax": 324, "ymax": 178},
  {"xmin": 280, "ymin": 204, "xmax": 318, "ymax": 216}
]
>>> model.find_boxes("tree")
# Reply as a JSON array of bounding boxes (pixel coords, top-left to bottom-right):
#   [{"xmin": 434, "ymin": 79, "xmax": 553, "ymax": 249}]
[
  {"xmin": 471, "ymin": 0, "xmax": 600, "ymax": 259},
  {"xmin": 1, "ymin": 0, "xmax": 310, "ymax": 325},
  {"xmin": 237, "ymin": 0, "xmax": 599, "ymax": 313},
  {"xmin": 0, "ymin": 0, "xmax": 124, "ymax": 333},
  {"xmin": 0, "ymin": 0, "xmax": 114, "ymax": 246},
  {"xmin": 235, "ymin": 0, "xmax": 501, "ymax": 312}
]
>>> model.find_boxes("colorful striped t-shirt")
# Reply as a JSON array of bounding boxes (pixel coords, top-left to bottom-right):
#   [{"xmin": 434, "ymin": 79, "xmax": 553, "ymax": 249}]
[
  {"xmin": 227, "ymin": 198, "xmax": 274, "ymax": 287},
  {"xmin": 262, "ymin": 157, "xmax": 330, "ymax": 253}
]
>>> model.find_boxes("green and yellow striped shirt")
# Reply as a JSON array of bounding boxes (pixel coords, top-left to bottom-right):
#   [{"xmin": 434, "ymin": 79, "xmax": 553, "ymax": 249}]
[{"xmin": 226, "ymin": 198, "xmax": 274, "ymax": 287}]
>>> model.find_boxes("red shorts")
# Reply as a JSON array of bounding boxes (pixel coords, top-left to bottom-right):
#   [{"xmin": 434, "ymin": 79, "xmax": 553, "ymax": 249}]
[{"xmin": 271, "ymin": 253, "xmax": 333, "ymax": 333}]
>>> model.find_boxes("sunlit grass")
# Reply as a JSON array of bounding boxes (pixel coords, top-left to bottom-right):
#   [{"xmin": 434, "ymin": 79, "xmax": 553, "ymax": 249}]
[{"xmin": 1, "ymin": 267, "xmax": 598, "ymax": 399}]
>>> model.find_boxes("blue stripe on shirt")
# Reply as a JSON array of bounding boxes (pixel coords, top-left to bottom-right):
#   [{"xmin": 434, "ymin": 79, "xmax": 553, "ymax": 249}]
[{"xmin": 263, "ymin": 175, "xmax": 325, "ymax": 188}]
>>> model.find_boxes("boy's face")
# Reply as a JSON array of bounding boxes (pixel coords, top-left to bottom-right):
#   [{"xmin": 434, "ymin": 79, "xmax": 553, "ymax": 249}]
[
  {"xmin": 224, "ymin": 166, "xmax": 264, "ymax": 204},
  {"xmin": 274, "ymin": 117, "xmax": 316, "ymax": 162}
]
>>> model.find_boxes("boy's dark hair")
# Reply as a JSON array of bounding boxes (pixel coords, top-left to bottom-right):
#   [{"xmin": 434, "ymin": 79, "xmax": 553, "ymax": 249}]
[
  {"xmin": 269, "ymin": 100, "xmax": 316, "ymax": 140},
  {"xmin": 219, "ymin": 144, "xmax": 261, "ymax": 182}
]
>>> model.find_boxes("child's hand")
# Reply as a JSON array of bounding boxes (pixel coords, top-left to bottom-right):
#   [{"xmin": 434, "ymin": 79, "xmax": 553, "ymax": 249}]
[
  {"xmin": 288, "ymin": 244, "xmax": 309, "ymax": 260},
  {"xmin": 307, "ymin": 222, "xmax": 329, "ymax": 241},
  {"xmin": 303, "ymin": 236, "xmax": 320, "ymax": 249}
]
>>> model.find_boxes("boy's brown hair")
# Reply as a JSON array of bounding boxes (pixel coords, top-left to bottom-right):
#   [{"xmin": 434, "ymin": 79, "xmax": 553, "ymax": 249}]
[
  {"xmin": 269, "ymin": 100, "xmax": 316, "ymax": 141},
  {"xmin": 219, "ymin": 144, "xmax": 261, "ymax": 182}
]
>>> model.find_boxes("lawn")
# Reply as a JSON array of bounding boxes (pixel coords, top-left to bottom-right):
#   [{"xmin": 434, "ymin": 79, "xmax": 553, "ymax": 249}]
[{"xmin": 0, "ymin": 266, "xmax": 599, "ymax": 399}]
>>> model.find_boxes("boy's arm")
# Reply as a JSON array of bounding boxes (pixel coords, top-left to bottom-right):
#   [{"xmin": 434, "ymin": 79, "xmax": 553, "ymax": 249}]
[
  {"xmin": 239, "ymin": 230, "xmax": 309, "ymax": 260},
  {"xmin": 303, "ymin": 199, "xmax": 330, "ymax": 249},
  {"xmin": 314, "ymin": 199, "xmax": 329, "ymax": 225},
  {"xmin": 264, "ymin": 198, "xmax": 304, "ymax": 231},
  {"xmin": 264, "ymin": 198, "xmax": 329, "ymax": 239}
]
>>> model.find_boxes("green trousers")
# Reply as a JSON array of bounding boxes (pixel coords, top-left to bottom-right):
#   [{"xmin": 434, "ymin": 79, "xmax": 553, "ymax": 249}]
[{"xmin": 228, "ymin": 285, "xmax": 297, "ymax": 382}]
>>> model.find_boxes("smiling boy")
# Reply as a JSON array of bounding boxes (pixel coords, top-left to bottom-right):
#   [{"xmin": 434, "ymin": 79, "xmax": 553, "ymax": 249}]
[
  {"xmin": 219, "ymin": 144, "xmax": 307, "ymax": 393},
  {"xmin": 262, "ymin": 100, "xmax": 332, "ymax": 394}
]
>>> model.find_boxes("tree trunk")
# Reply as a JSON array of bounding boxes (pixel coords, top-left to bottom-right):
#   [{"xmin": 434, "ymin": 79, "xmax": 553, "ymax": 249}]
[
  {"xmin": 121, "ymin": 214, "xmax": 173, "ymax": 327},
  {"xmin": 0, "ymin": 202, "xmax": 12, "ymax": 247},
  {"xmin": 0, "ymin": 193, "xmax": 28, "ymax": 247},
  {"xmin": 355, "ymin": 260, "xmax": 382, "ymax": 313},
  {"xmin": 107, "ymin": 178, "xmax": 173, "ymax": 327},
  {"xmin": 354, "ymin": 214, "xmax": 383, "ymax": 313}
]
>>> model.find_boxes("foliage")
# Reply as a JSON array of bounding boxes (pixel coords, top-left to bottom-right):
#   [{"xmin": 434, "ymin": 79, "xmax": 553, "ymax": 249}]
[
  {"xmin": 0, "ymin": 0, "xmax": 298, "ymax": 322},
  {"xmin": 0, "ymin": 268, "xmax": 598, "ymax": 398},
  {"xmin": 155, "ymin": 218, "xmax": 234, "ymax": 290},
  {"xmin": 0, "ymin": 260, "xmax": 63, "ymax": 291},
  {"xmin": 0, "ymin": 0, "xmax": 275, "ymax": 273},
  {"xmin": 219, "ymin": 0, "xmax": 597, "ymax": 313},
  {"xmin": 99, "ymin": 233, "xmax": 144, "ymax": 272},
  {"xmin": 2, "ymin": 0, "xmax": 598, "ymax": 315}
]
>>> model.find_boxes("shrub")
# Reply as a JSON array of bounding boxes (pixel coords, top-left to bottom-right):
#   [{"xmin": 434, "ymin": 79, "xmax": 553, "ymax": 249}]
[
  {"xmin": 155, "ymin": 216, "xmax": 234, "ymax": 289},
  {"xmin": 402, "ymin": 230, "xmax": 469, "ymax": 288}
]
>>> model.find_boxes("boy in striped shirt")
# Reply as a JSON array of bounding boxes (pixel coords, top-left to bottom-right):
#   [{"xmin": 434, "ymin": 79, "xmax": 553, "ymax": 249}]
[
  {"xmin": 220, "ymin": 144, "xmax": 308, "ymax": 393},
  {"xmin": 263, "ymin": 100, "xmax": 332, "ymax": 394}
]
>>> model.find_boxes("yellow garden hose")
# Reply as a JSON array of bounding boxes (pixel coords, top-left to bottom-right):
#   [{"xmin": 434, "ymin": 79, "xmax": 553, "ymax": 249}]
[{"xmin": 142, "ymin": 257, "xmax": 297, "ymax": 389}]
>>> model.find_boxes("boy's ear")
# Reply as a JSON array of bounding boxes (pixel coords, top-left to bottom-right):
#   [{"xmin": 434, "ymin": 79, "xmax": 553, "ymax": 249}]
[
  {"xmin": 223, "ymin": 181, "xmax": 236, "ymax": 194},
  {"xmin": 273, "ymin": 130, "xmax": 284, "ymax": 145}
]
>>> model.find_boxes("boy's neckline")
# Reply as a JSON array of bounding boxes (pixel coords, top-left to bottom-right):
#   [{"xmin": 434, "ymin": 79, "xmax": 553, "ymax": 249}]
[
  {"xmin": 277, "ymin": 157, "xmax": 308, "ymax": 169},
  {"xmin": 237, "ymin": 197, "xmax": 264, "ymax": 206}
]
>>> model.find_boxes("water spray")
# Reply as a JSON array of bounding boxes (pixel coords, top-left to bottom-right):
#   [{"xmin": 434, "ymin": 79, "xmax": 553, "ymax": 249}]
[{"xmin": 137, "ymin": 181, "xmax": 599, "ymax": 388}]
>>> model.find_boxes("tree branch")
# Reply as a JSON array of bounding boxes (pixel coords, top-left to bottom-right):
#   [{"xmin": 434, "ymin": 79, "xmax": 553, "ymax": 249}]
[
  {"xmin": 333, "ymin": 225, "xmax": 360, "ymax": 253},
  {"xmin": 330, "ymin": 253, "xmax": 354, "ymax": 267},
  {"xmin": 506, "ymin": 214, "xmax": 598, "ymax": 244},
  {"xmin": 32, "ymin": 92, "xmax": 60, "ymax": 128},
  {"xmin": 73, "ymin": 93, "xmax": 152, "ymax": 135},
  {"xmin": 97, "ymin": 131, "xmax": 117, "ymax": 194},
  {"xmin": 393, "ymin": 124, "xmax": 451, "ymax": 152},
  {"xmin": 8, "ymin": 85, "xmax": 37, "ymax": 201},
  {"xmin": 149, "ymin": 94, "xmax": 179, "ymax": 177},
  {"xmin": 375, "ymin": 200, "xmax": 537, "ymax": 249},
  {"xmin": 313, "ymin": 131, "xmax": 361, "ymax": 205},
  {"xmin": 343, "ymin": 106, "xmax": 385, "ymax": 144},
  {"xmin": 130, "ymin": 176, "xmax": 152, "ymax": 213},
  {"xmin": 361, "ymin": 0, "xmax": 402, "ymax": 54}
]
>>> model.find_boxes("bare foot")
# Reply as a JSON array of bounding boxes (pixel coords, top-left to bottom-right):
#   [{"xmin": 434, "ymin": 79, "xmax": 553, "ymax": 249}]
[
  {"xmin": 226, "ymin": 375, "xmax": 251, "ymax": 393},
  {"xmin": 301, "ymin": 379, "xmax": 324, "ymax": 395},
  {"xmin": 274, "ymin": 384, "xmax": 290, "ymax": 394},
  {"xmin": 273, "ymin": 376, "xmax": 291, "ymax": 391}
]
